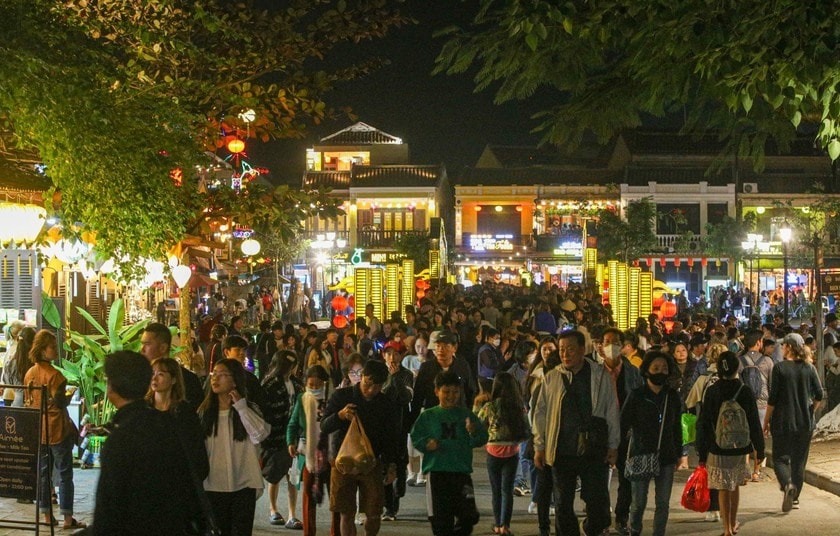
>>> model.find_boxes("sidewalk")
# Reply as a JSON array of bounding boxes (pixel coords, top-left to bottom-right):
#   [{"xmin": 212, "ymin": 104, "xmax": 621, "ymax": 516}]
[{"xmin": 765, "ymin": 437, "xmax": 840, "ymax": 497}]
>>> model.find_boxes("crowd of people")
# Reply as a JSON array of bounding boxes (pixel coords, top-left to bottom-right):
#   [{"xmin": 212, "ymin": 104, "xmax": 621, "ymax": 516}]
[{"xmin": 3, "ymin": 279, "xmax": 833, "ymax": 536}]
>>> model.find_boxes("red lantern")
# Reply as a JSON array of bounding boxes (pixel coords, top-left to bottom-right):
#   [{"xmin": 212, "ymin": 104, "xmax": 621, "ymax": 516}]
[
  {"xmin": 415, "ymin": 279, "xmax": 425, "ymax": 289},
  {"xmin": 633, "ymin": 259, "xmax": 640, "ymax": 267},
  {"xmin": 331, "ymin": 295, "xmax": 348, "ymax": 311},
  {"xmin": 660, "ymin": 301, "xmax": 677, "ymax": 318},
  {"xmin": 416, "ymin": 290, "xmax": 425, "ymax": 299},
  {"xmin": 227, "ymin": 138, "xmax": 245, "ymax": 154},
  {"xmin": 348, "ymin": 295, "xmax": 355, "ymax": 309},
  {"xmin": 663, "ymin": 320, "xmax": 675, "ymax": 333},
  {"xmin": 659, "ymin": 258, "xmax": 666, "ymax": 268},
  {"xmin": 647, "ymin": 258, "xmax": 653, "ymax": 267},
  {"xmin": 687, "ymin": 257, "xmax": 694, "ymax": 268},
  {"xmin": 653, "ymin": 295, "xmax": 665, "ymax": 308},
  {"xmin": 700, "ymin": 257, "xmax": 708, "ymax": 267},
  {"xmin": 348, "ymin": 312, "xmax": 356, "ymax": 321},
  {"xmin": 674, "ymin": 257, "xmax": 681, "ymax": 268},
  {"xmin": 332, "ymin": 315, "xmax": 348, "ymax": 329}
]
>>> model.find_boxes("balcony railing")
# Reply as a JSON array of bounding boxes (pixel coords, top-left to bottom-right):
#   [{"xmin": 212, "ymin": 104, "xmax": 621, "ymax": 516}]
[
  {"xmin": 302, "ymin": 230, "xmax": 350, "ymax": 242},
  {"xmin": 657, "ymin": 234, "xmax": 681, "ymax": 250},
  {"xmin": 357, "ymin": 229, "xmax": 426, "ymax": 248}
]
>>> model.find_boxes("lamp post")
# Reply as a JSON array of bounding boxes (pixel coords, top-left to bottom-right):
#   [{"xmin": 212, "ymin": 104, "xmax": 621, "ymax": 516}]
[
  {"xmin": 741, "ymin": 233, "xmax": 763, "ymax": 314},
  {"xmin": 310, "ymin": 232, "xmax": 348, "ymax": 319},
  {"xmin": 779, "ymin": 224, "xmax": 792, "ymax": 325}
]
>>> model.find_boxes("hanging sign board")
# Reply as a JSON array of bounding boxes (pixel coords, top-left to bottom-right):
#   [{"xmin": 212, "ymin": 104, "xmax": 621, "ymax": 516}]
[{"xmin": 0, "ymin": 407, "xmax": 40, "ymax": 500}]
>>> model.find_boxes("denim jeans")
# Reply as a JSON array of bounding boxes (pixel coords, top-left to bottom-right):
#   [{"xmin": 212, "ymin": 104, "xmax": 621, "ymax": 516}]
[
  {"xmin": 39, "ymin": 434, "xmax": 75, "ymax": 515},
  {"xmin": 516, "ymin": 440, "xmax": 532, "ymax": 487},
  {"xmin": 486, "ymin": 453, "xmax": 518, "ymax": 528},
  {"xmin": 629, "ymin": 463, "xmax": 675, "ymax": 536},
  {"xmin": 530, "ymin": 464, "xmax": 553, "ymax": 535}
]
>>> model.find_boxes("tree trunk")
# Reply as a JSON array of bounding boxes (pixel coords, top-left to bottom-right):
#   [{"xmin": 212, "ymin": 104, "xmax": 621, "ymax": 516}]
[{"xmin": 178, "ymin": 283, "xmax": 194, "ymax": 370}]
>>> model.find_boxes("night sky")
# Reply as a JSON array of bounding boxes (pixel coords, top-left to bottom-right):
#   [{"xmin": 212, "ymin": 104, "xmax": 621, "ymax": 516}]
[{"xmin": 249, "ymin": 0, "xmax": 553, "ymax": 185}]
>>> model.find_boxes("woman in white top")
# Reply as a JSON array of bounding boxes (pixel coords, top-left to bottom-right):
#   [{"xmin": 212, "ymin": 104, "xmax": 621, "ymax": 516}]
[{"xmin": 200, "ymin": 358, "xmax": 270, "ymax": 536}]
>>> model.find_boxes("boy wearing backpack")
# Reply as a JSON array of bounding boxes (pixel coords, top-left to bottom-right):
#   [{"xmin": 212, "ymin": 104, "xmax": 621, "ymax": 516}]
[
  {"xmin": 697, "ymin": 352, "xmax": 765, "ymax": 536},
  {"xmin": 739, "ymin": 330, "xmax": 774, "ymax": 424}
]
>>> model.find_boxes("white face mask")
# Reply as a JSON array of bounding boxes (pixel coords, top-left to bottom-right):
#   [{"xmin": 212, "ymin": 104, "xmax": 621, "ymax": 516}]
[
  {"xmin": 602, "ymin": 344, "xmax": 622, "ymax": 361},
  {"xmin": 491, "ymin": 338, "xmax": 501, "ymax": 347},
  {"xmin": 307, "ymin": 387, "xmax": 325, "ymax": 398},
  {"xmin": 527, "ymin": 352, "xmax": 538, "ymax": 364}
]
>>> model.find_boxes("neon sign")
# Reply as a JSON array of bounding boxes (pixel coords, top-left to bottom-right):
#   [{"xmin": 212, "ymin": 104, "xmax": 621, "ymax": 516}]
[{"xmin": 470, "ymin": 234, "xmax": 514, "ymax": 252}]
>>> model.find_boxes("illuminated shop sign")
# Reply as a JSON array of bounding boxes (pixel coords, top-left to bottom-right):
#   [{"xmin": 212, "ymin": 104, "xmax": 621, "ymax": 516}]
[
  {"xmin": 470, "ymin": 234, "xmax": 514, "ymax": 252},
  {"xmin": 553, "ymin": 241, "xmax": 583, "ymax": 257},
  {"xmin": 370, "ymin": 252, "xmax": 408, "ymax": 263}
]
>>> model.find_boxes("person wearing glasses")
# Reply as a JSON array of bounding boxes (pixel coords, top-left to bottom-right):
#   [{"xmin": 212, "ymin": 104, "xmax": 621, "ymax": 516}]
[{"xmin": 200, "ymin": 358, "xmax": 271, "ymax": 535}]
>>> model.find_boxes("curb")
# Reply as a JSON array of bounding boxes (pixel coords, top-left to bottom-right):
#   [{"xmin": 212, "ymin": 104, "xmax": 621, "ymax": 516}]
[{"xmin": 765, "ymin": 446, "xmax": 840, "ymax": 499}]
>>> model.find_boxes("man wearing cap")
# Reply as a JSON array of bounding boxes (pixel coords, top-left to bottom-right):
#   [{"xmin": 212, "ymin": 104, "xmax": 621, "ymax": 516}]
[{"xmin": 408, "ymin": 331, "xmax": 476, "ymax": 427}]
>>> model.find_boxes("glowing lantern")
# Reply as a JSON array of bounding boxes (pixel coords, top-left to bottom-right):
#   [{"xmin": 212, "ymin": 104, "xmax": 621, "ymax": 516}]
[
  {"xmin": 663, "ymin": 320, "xmax": 675, "ymax": 333},
  {"xmin": 172, "ymin": 264, "xmax": 193, "ymax": 288},
  {"xmin": 659, "ymin": 258, "xmax": 666, "ymax": 268},
  {"xmin": 660, "ymin": 301, "xmax": 677, "ymax": 318},
  {"xmin": 348, "ymin": 295, "xmax": 355, "ymax": 309},
  {"xmin": 241, "ymin": 239, "xmax": 261, "ymax": 256},
  {"xmin": 653, "ymin": 295, "xmax": 665, "ymax": 308},
  {"xmin": 348, "ymin": 312, "xmax": 356, "ymax": 321},
  {"xmin": 227, "ymin": 139, "xmax": 246, "ymax": 154},
  {"xmin": 700, "ymin": 257, "xmax": 708, "ymax": 268},
  {"xmin": 332, "ymin": 315, "xmax": 348, "ymax": 329},
  {"xmin": 331, "ymin": 295, "xmax": 348, "ymax": 311},
  {"xmin": 674, "ymin": 257, "xmax": 681, "ymax": 268},
  {"xmin": 474, "ymin": 206, "xmax": 482, "ymax": 211},
  {"xmin": 0, "ymin": 203, "xmax": 47, "ymax": 246},
  {"xmin": 416, "ymin": 290, "xmax": 425, "ymax": 299}
]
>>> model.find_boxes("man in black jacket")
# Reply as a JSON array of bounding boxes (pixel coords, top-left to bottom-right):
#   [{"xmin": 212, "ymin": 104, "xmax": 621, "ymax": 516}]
[
  {"xmin": 321, "ymin": 360, "xmax": 406, "ymax": 536},
  {"xmin": 93, "ymin": 351, "xmax": 206, "ymax": 535},
  {"xmin": 408, "ymin": 330, "xmax": 476, "ymax": 427}
]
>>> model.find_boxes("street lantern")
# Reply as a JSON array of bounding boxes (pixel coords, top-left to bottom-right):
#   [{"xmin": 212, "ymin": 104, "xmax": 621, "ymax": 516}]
[
  {"xmin": 241, "ymin": 238, "xmax": 261, "ymax": 256},
  {"xmin": 172, "ymin": 264, "xmax": 192, "ymax": 288},
  {"xmin": 779, "ymin": 224, "xmax": 792, "ymax": 325}
]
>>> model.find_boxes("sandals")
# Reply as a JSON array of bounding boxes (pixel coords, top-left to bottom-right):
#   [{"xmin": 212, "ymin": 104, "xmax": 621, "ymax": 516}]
[
  {"xmin": 285, "ymin": 518, "xmax": 303, "ymax": 530},
  {"xmin": 751, "ymin": 471, "xmax": 761, "ymax": 482},
  {"xmin": 269, "ymin": 513, "xmax": 285, "ymax": 526},
  {"xmin": 63, "ymin": 518, "xmax": 87, "ymax": 530}
]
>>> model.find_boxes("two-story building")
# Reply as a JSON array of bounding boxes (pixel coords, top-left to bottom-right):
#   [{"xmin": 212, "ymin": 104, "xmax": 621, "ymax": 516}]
[{"xmin": 301, "ymin": 122, "xmax": 449, "ymax": 311}]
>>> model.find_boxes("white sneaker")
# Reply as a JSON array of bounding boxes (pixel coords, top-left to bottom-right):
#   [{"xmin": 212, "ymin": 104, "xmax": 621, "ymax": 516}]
[
  {"xmin": 528, "ymin": 502, "xmax": 538, "ymax": 515},
  {"xmin": 415, "ymin": 477, "xmax": 427, "ymax": 486},
  {"xmin": 704, "ymin": 511, "xmax": 720, "ymax": 522},
  {"xmin": 356, "ymin": 513, "xmax": 365, "ymax": 525},
  {"xmin": 550, "ymin": 506, "xmax": 556, "ymax": 516}
]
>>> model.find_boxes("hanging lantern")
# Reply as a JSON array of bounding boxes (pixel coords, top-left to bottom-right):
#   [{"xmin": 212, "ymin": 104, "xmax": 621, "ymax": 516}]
[
  {"xmin": 673, "ymin": 257, "xmax": 681, "ymax": 268},
  {"xmin": 659, "ymin": 258, "xmax": 666, "ymax": 268},
  {"xmin": 241, "ymin": 239, "xmax": 261, "ymax": 256},
  {"xmin": 663, "ymin": 320, "xmax": 675, "ymax": 333},
  {"xmin": 171, "ymin": 264, "xmax": 192, "ymax": 288},
  {"xmin": 416, "ymin": 289, "xmax": 425, "ymax": 299},
  {"xmin": 700, "ymin": 257, "xmax": 708, "ymax": 268},
  {"xmin": 660, "ymin": 301, "xmax": 677, "ymax": 318},
  {"xmin": 348, "ymin": 312, "xmax": 356, "ymax": 321},
  {"xmin": 331, "ymin": 295, "xmax": 348, "ymax": 311},
  {"xmin": 647, "ymin": 258, "xmax": 653, "ymax": 267},
  {"xmin": 632, "ymin": 259, "xmax": 640, "ymax": 267},
  {"xmin": 227, "ymin": 138, "xmax": 246, "ymax": 154},
  {"xmin": 348, "ymin": 295, "xmax": 355, "ymax": 309},
  {"xmin": 332, "ymin": 315, "xmax": 348, "ymax": 329},
  {"xmin": 687, "ymin": 257, "xmax": 694, "ymax": 272},
  {"xmin": 715, "ymin": 259, "xmax": 722, "ymax": 267}
]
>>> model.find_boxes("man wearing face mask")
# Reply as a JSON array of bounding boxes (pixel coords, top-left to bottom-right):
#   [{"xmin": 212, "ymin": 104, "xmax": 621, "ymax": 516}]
[{"xmin": 600, "ymin": 327, "xmax": 643, "ymax": 536}]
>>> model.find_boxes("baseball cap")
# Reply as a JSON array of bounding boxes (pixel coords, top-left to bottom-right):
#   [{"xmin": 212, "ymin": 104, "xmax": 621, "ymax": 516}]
[{"xmin": 434, "ymin": 330, "xmax": 459, "ymax": 345}]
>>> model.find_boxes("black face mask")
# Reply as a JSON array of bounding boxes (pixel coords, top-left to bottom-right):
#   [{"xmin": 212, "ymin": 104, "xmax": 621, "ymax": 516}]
[{"xmin": 648, "ymin": 372, "xmax": 669, "ymax": 386}]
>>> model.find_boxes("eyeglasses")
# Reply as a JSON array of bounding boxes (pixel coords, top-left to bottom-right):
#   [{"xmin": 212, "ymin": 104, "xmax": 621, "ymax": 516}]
[{"xmin": 348, "ymin": 369, "xmax": 363, "ymax": 377}]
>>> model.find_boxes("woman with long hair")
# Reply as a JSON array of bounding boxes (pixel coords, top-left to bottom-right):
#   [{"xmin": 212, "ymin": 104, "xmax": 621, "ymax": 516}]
[
  {"xmin": 261, "ymin": 350, "xmax": 304, "ymax": 529},
  {"xmin": 200, "ymin": 358, "xmax": 270, "ymax": 535},
  {"xmin": 23, "ymin": 330, "xmax": 86, "ymax": 529},
  {"xmin": 4, "ymin": 326, "xmax": 36, "ymax": 406},
  {"xmin": 146, "ymin": 356, "xmax": 209, "ymax": 484},
  {"xmin": 764, "ymin": 333, "xmax": 824, "ymax": 512},
  {"xmin": 306, "ymin": 336, "xmax": 334, "ymax": 382},
  {"xmin": 476, "ymin": 371, "xmax": 530, "ymax": 536}
]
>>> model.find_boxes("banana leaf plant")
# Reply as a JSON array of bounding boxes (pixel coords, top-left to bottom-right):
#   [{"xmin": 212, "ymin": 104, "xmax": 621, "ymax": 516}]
[{"xmin": 52, "ymin": 298, "xmax": 149, "ymax": 426}]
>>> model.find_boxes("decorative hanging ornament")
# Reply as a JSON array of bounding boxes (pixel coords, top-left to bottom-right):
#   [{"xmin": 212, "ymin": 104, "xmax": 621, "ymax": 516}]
[{"xmin": 172, "ymin": 264, "xmax": 192, "ymax": 288}]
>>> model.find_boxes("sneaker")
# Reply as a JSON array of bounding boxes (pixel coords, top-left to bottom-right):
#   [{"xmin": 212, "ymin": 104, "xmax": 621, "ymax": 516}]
[
  {"xmin": 782, "ymin": 484, "xmax": 797, "ymax": 512},
  {"xmin": 792, "ymin": 500, "xmax": 800, "ymax": 509},
  {"xmin": 550, "ymin": 506, "xmax": 556, "ymax": 516},
  {"xmin": 513, "ymin": 485, "xmax": 531, "ymax": 496},
  {"xmin": 527, "ymin": 502, "xmax": 538, "ymax": 515},
  {"xmin": 406, "ymin": 473, "xmax": 417, "ymax": 487},
  {"xmin": 381, "ymin": 511, "xmax": 397, "ymax": 521},
  {"xmin": 356, "ymin": 513, "xmax": 366, "ymax": 525},
  {"xmin": 614, "ymin": 520, "xmax": 630, "ymax": 535},
  {"xmin": 705, "ymin": 511, "xmax": 720, "ymax": 522},
  {"xmin": 414, "ymin": 477, "xmax": 426, "ymax": 487}
]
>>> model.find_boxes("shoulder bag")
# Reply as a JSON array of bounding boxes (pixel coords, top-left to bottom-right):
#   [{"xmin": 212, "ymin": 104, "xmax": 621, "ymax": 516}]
[{"xmin": 625, "ymin": 392, "xmax": 668, "ymax": 481}]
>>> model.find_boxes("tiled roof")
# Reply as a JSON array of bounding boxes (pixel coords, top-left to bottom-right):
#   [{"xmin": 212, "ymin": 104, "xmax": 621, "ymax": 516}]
[
  {"xmin": 624, "ymin": 166, "xmax": 735, "ymax": 186},
  {"xmin": 350, "ymin": 165, "xmax": 442, "ymax": 188},
  {"xmin": 0, "ymin": 158, "xmax": 52, "ymax": 194},
  {"xmin": 480, "ymin": 144, "xmax": 609, "ymax": 168},
  {"xmin": 457, "ymin": 167, "xmax": 620, "ymax": 186},
  {"xmin": 303, "ymin": 171, "xmax": 351, "ymax": 189},
  {"xmin": 303, "ymin": 165, "xmax": 443, "ymax": 189},
  {"xmin": 319, "ymin": 122, "xmax": 402, "ymax": 145}
]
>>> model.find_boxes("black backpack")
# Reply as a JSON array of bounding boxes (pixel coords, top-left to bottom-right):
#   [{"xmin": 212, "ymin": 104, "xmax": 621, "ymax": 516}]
[{"xmin": 739, "ymin": 354, "xmax": 768, "ymax": 400}]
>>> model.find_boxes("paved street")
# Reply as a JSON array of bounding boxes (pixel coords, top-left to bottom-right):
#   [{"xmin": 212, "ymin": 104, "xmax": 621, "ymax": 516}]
[{"xmin": 3, "ymin": 451, "xmax": 840, "ymax": 536}]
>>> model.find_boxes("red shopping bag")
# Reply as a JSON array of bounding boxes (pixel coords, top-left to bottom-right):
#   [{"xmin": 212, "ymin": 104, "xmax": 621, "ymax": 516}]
[{"xmin": 681, "ymin": 465, "xmax": 711, "ymax": 512}]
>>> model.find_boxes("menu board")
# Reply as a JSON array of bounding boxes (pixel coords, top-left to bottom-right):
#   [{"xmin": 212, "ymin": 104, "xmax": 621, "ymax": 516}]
[{"xmin": 0, "ymin": 407, "xmax": 40, "ymax": 500}]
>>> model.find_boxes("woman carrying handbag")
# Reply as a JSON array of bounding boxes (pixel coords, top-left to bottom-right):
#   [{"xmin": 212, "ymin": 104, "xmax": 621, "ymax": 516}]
[{"xmin": 620, "ymin": 351, "xmax": 685, "ymax": 536}]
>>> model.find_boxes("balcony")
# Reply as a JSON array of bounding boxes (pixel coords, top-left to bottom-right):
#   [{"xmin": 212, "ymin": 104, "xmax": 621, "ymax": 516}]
[
  {"xmin": 302, "ymin": 230, "xmax": 350, "ymax": 243},
  {"xmin": 534, "ymin": 230, "xmax": 583, "ymax": 252},
  {"xmin": 357, "ymin": 229, "xmax": 426, "ymax": 248}
]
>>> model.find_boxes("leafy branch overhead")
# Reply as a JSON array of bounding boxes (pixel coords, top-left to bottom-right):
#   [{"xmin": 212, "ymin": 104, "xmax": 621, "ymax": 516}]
[
  {"xmin": 0, "ymin": 0, "xmax": 408, "ymax": 269},
  {"xmin": 434, "ymin": 0, "xmax": 840, "ymax": 167}
]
